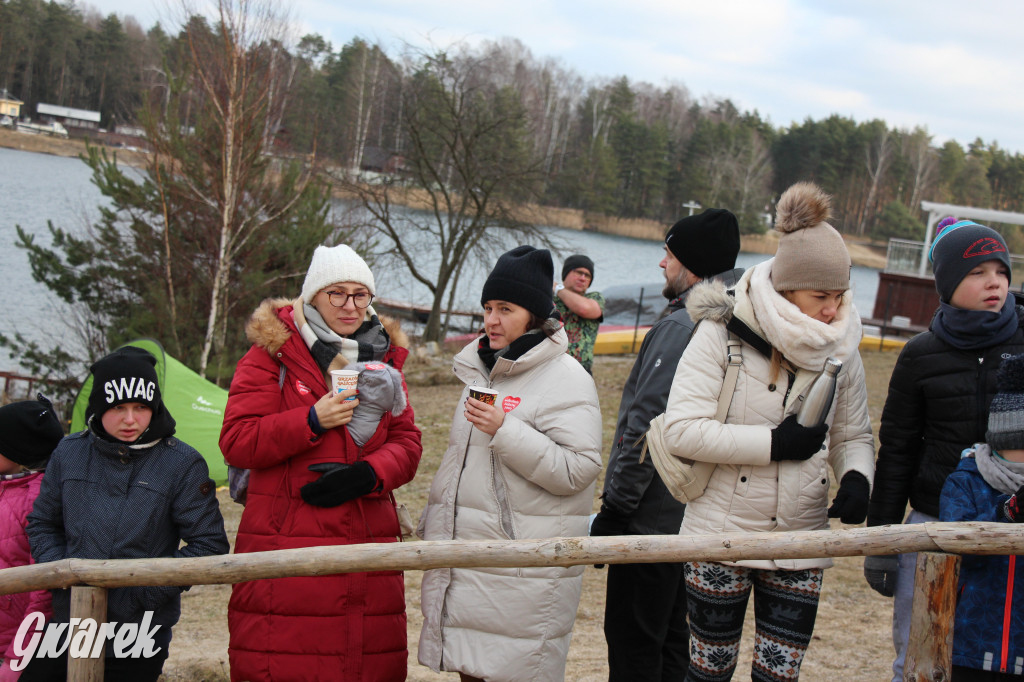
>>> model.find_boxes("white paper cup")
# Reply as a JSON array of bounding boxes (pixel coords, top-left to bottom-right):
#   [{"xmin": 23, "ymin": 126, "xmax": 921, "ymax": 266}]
[
  {"xmin": 331, "ymin": 369, "xmax": 360, "ymax": 399},
  {"xmin": 468, "ymin": 386, "xmax": 498, "ymax": 406}
]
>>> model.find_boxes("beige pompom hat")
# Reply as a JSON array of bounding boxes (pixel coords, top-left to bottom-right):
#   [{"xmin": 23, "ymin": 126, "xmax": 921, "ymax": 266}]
[{"xmin": 771, "ymin": 182, "xmax": 851, "ymax": 292}]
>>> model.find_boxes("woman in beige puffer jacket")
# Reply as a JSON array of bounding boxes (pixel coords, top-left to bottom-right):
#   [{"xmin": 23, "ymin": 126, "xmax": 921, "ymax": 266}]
[
  {"xmin": 662, "ymin": 183, "xmax": 875, "ymax": 682},
  {"xmin": 418, "ymin": 246, "xmax": 602, "ymax": 682}
]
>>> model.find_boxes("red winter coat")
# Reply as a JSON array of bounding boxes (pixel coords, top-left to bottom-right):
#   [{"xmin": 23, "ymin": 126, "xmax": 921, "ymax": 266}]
[
  {"xmin": 220, "ymin": 299, "xmax": 422, "ymax": 682},
  {"xmin": 0, "ymin": 472, "xmax": 52, "ymax": 663}
]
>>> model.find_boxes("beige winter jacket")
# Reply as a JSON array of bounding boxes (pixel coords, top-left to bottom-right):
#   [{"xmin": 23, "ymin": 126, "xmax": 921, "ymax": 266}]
[
  {"xmin": 417, "ymin": 328, "xmax": 602, "ymax": 682},
  {"xmin": 663, "ymin": 261, "xmax": 875, "ymax": 570}
]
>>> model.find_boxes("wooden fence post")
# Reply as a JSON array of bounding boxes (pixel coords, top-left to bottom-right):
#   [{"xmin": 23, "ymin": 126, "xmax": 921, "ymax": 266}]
[
  {"xmin": 68, "ymin": 586, "xmax": 107, "ymax": 682},
  {"xmin": 904, "ymin": 552, "xmax": 960, "ymax": 681}
]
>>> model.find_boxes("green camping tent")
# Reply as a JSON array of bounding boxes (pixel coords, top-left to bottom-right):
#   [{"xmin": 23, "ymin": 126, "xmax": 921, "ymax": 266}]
[{"xmin": 70, "ymin": 338, "xmax": 229, "ymax": 485}]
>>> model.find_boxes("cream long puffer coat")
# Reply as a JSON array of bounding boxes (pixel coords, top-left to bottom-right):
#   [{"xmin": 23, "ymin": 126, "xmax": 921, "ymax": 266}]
[
  {"xmin": 418, "ymin": 328, "xmax": 602, "ymax": 682},
  {"xmin": 663, "ymin": 261, "xmax": 875, "ymax": 570}
]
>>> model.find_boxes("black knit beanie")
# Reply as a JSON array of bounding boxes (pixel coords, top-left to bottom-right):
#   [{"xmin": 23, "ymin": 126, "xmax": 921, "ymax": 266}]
[
  {"xmin": 0, "ymin": 394, "xmax": 64, "ymax": 468},
  {"xmin": 987, "ymin": 353, "xmax": 1024, "ymax": 451},
  {"xmin": 561, "ymin": 254, "xmax": 595, "ymax": 282},
  {"xmin": 87, "ymin": 346, "xmax": 162, "ymax": 421},
  {"xmin": 665, "ymin": 208, "xmax": 741, "ymax": 279},
  {"xmin": 481, "ymin": 246, "xmax": 555, "ymax": 319},
  {"xmin": 929, "ymin": 218, "xmax": 1012, "ymax": 303}
]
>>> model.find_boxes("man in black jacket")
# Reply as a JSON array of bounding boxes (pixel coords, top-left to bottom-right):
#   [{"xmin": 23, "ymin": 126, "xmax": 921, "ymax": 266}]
[{"xmin": 591, "ymin": 208, "xmax": 742, "ymax": 681}]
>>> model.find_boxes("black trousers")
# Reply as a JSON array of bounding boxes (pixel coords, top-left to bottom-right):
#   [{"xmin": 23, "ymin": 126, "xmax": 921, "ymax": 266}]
[{"xmin": 604, "ymin": 561, "xmax": 690, "ymax": 682}]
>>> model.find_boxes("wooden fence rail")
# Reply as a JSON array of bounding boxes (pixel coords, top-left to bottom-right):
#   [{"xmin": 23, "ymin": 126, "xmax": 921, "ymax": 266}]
[
  {"xmin": 0, "ymin": 521, "xmax": 1019, "ymax": 594},
  {"xmin": 4, "ymin": 521, "xmax": 1019, "ymax": 681}
]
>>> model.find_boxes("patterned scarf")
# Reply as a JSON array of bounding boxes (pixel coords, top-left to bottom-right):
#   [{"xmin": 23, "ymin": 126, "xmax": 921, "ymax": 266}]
[
  {"xmin": 974, "ymin": 442, "xmax": 1024, "ymax": 495},
  {"xmin": 298, "ymin": 301, "xmax": 391, "ymax": 373}
]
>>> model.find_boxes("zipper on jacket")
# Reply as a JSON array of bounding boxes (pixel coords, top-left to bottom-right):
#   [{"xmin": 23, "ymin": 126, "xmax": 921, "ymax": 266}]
[
  {"xmin": 782, "ymin": 370, "xmax": 796, "ymax": 407},
  {"xmin": 491, "ymin": 451, "xmax": 517, "ymax": 540},
  {"xmin": 1002, "ymin": 555, "xmax": 1015, "ymax": 672}
]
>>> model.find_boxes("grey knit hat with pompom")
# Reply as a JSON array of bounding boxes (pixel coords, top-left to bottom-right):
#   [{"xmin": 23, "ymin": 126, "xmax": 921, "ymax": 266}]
[{"xmin": 771, "ymin": 182, "xmax": 851, "ymax": 292}]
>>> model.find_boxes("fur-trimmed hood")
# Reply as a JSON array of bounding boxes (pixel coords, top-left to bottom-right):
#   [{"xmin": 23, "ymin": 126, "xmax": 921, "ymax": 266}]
[
  {"xmin": 686, "ymin": 278, "xmax": 736, "ymax": 325},
  {"xmin": 244, "ymin": 297, "xmax": 409, "ymax": 356}
]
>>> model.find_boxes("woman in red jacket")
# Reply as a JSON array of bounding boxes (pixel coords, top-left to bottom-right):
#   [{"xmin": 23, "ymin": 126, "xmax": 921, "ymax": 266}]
[{"xmin": 220, "ymin": 244, "xmax": 422, "ymax": 682}]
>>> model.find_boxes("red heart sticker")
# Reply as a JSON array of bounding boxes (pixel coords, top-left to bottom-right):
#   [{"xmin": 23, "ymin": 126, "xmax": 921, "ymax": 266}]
[
  {"xmin": 365, "ymin": 363, "xmax": 387, "ymax": 371},
  {"xmin": 502, "ymin": 396, "xmax": 521, "ymax": 413},
  {"xmin": 296, "ymin": 380, "xmax": 311, "ymax": 396}
]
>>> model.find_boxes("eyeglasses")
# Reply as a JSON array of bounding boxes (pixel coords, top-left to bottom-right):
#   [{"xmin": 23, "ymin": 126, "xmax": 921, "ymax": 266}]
[{"xmin": 325, "ymin": 291, "xmax": 374, "ymax": 309}]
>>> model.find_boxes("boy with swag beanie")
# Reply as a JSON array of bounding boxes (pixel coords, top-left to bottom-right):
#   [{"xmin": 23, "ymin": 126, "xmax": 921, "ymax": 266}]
[
  {"xmin": 929, "ymin": 217, "xmax": 1012, "ymax": 303},
  {"xmin": 481, "ymin": 245, "xmax": 555, "ymax": 319},
  {"xmin": 86, "ymin": 346, "xmax": 176, "ymax": 440}
]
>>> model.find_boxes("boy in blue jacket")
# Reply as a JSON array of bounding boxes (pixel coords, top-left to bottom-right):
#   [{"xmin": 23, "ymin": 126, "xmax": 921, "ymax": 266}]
[
  {"xmin": 940, "ymin": 352, "xmax": 1024, "ymax": 681},
  {"xmin": 23, "ymin": 347, "xmax": 229, "ymax": 681}
]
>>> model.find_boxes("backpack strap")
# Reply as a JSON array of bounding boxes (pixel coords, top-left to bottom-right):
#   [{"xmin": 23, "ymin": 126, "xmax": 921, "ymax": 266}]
[{"xmin": 715, "ymin": 331, "xmax": 743, "ymax": 422}]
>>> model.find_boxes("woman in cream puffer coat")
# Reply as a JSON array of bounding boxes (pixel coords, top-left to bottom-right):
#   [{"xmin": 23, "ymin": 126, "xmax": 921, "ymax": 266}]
[
  {"xmin": 662, "ymin": 183, "xmax": 875, "ymax": 682},
  {"xmin": 418, "ymin": 246, "xmax": 603, "ymax": 682}
]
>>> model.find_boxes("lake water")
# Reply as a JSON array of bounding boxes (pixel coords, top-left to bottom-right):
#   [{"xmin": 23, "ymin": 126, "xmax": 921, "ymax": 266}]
[{"xmin": 0, "ymin": 146, "xmax": 882, "ymax": 373}]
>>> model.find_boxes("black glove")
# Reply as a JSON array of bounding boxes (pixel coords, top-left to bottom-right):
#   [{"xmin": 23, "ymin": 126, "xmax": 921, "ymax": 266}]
[
  {"xmin": 300, "ymin": 461, "xmax": 378, "ymax": 507},
  {"xmin": 1003, "ymin": 484, "xmax": 1024, "ymax": 522},
  {"xmin": 863, "ymin": 555, "xmax": 899, "ymax": 597},
  {"xmin": 827, "ymin": 471, "xmax": 871, "ymax": 524},
  {"xmin": 590, "ymin": 504, "xmax": 631, "ymax": 569},
  {"xmin": 770, "ymin": 414, "xmax": 828, "ymax": 462},
  {"xmin": 591, "ymin": 504, "xmax": 630, "ymax": 537}
]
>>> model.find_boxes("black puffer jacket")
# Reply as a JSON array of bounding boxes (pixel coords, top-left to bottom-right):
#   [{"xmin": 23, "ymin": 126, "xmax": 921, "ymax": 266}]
[
  {"xmin": 603, "ymin": 268, "xmax": 742, "ymax": 533},
  {"xmin": 867, "ymin": 306, "xmax": 1024, "ymax": 525}
]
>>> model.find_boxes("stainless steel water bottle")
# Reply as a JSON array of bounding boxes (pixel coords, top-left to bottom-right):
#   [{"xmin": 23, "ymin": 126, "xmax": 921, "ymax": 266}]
[{"xmin": 796, "ymin": 357, "xmax": 842, "ymax": 428}]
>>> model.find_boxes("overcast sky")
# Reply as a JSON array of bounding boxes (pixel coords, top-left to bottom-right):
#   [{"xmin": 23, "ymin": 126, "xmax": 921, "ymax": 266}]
[{"xmin": 98, "ymin": 0, "xmax": 1024, "ymax": 155}]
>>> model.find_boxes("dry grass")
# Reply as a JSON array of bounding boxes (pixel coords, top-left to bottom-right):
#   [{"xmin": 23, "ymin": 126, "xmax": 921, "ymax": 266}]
[{"xmin": 160, "ymin": 348, "xmax": 902, "ymax": 681}]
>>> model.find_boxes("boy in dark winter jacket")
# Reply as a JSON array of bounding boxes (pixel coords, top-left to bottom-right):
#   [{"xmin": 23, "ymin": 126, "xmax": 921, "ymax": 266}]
[
  {"xmin": 23, "ymin": 347, "xmax": 229, "ymax": 681},
  {"xmin": 940, "ymin": 352, "xmax": 1024, "ymax": 681},
  {"xmin": 867, "ymin": 217, "xmax": 1024, "ymax": 682}
]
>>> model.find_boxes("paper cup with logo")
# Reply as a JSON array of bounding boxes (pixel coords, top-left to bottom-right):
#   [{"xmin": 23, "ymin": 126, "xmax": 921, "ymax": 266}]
[
  {"xmin": 468, "ymin": 386, "xmax": 498, "ymax": 406},
  {"xmin": 330, "ymin": 369, "xmax": 360, "ymax": 400}
]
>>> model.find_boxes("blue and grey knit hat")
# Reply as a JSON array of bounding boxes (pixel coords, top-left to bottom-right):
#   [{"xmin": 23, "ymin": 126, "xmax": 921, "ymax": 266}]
[
  {"xmin": 987, "ymin": 353, "xmax": 1024, "ymax": 452},
  {"xmin": 929, "ymin": 217, "xmax": 1011, "ymax": 302}
]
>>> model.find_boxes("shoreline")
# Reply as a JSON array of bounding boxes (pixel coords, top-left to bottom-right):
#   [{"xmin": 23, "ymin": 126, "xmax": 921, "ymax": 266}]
[{"xmin": 0, "ymin": 129, "xmax": 889, "ymax": 269}]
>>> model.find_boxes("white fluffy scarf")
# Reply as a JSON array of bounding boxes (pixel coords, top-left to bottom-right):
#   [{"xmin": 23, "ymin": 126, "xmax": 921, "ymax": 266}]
[{"xmin": 744, "ymin": 259, "xmax": 862, "ymax": 371}]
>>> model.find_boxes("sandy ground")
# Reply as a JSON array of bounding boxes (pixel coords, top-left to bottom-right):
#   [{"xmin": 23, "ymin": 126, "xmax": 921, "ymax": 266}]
[{"xmin": 157, "ymin": 350, "xmax": 901, "ymax": 681}]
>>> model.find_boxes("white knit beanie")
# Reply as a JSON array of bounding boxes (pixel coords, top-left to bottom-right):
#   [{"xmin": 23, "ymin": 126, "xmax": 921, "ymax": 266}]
[{"xmin": 301, "ymin": 245, "xmax": 376, "ymax": 302}]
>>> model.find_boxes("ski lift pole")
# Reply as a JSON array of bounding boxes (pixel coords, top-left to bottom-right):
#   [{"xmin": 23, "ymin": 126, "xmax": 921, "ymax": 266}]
[{"xmin": 631, "ymin": 287, "xmax": 645, "ymax": 353}]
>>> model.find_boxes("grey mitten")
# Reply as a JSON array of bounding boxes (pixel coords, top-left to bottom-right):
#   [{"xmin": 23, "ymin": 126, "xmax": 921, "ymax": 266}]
[
  {"xmin": 863, "ymin": 554, "xmax": 899, "ymax": 597},
  {"xmin": 345, "ymin": 362, "xmax": 408, "ymax": 446}
]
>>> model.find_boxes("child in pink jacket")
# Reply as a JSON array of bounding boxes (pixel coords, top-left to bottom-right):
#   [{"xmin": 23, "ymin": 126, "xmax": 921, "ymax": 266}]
[{"xmin": 0, "ymin": 395, "xmax": 64, "ymax": 680}]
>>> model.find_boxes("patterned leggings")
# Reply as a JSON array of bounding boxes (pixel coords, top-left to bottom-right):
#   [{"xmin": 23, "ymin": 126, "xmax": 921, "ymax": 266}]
[{"xmin": 684, "ymin": 561, "xmax": 824, "ymax": 681}]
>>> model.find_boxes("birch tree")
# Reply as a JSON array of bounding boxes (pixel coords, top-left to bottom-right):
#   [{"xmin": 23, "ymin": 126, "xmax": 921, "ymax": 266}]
[{"xmin": 4, "ymin": 0, "xmax": 338, "ymax": 390}]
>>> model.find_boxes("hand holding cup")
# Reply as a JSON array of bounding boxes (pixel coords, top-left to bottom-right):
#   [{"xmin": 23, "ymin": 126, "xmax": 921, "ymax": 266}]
[
  {"xmin": 314, "ymin": 389, "xmax": 360, "ymax": 429},
  {"xmin": 465, "ymin": 387, "xmax": 504, "ymax": 435}
]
